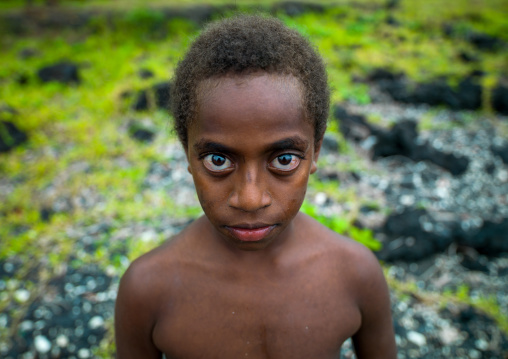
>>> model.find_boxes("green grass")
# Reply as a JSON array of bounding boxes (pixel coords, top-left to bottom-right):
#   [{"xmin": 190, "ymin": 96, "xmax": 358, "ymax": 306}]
[{"xmin": 1, "ymin": 1, "xmax": 508, "ymax": 356}]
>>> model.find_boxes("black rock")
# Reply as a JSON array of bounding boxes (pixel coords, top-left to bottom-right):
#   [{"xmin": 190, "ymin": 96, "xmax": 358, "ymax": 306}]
[
  {"xmin": 492, "ymin": 84, "xmax": 508, "ymax": 115},
  {"xmin": 412, "ymin": 145, "xmax": 469, "ymax": 176},
  {"xmin": 317, "ymin": 170, "xmax": 339, "ymax": 182},
  {"xmin": 385, "ymin": 15, "xmax": 399, "ymax": 26},
  {"xmin": 40, "ymin": 207, "xmax": 54, "ymax": 222},
  {"xmin": 370, "ymin": 68, "xmax": 482, "ymax": 111},
  {"xmin": 385, "ymin": 0, "xmax": 400, "ymax": 10},
  {"xmin": 139, "ymin": 68, "xmax": 154, "ymax": 79},
  {"xmin": 410, "ymin": 77, "xmax": 482, "ymax": 110},
  {"xmin": 153, "ymin": 82, "xmax": 171, "ymax": 109},
  {"xmin": 467, "ymin": 31, "xmax": 503, "ymax": 51},
  {"xmin": 380, "ymin": 78, "xmax": 415, "ymax": 104},
  {"xmin": 18, "ymin": 48, "xmax": 39, "ymax": 59},
  {"xmin": 334, "ymin": 108, "xmax": 469, "ymax": 175},
  {"xmin": 0, "ymin": 120, "xmax": 28, "ymax": 153},
  {"xmin": 132, "ymin": 82, "xmax": 171, "ymax": 111},
  {"xmin": 175, "ymin": 4, "xmax": 217, "ymax": 25},
  {"xmin": 491, "ymin": 143, "xmax": 508, "ymax": 165},
  {"xmin": 458, "ymin": 51, "xmax": 478, "ymax": 63},
  {"xmin": 37, "ymin": 61, "xmax": 80, "ymax": 84},
  {"xmin": 131, "ymin": 128, "xmax": 155, "ymax": 143},
  {"xmin": 333, "ymin": 105, "xmax": 372, "ymax": 143},
  {"xmin": 382, "ymin": 208, "xmax": 427, "ymax": 237},
  {"xmin": 484, "ymin": 162, "xmax": 496, "ymax": 175},
  {"xmin": 498, "ymin": 266, "xmax": 508, "ymax": 276},
  {"xmin": 459, "ymin": 254, "xmax": 489, "ymax": 273},
  {"xmin": 16, "ymin": 73, "xmax": 30, "ymax": 85},
  {"xmin": 457, "ymin": 218, "xmax": 508, "ymax": 255},
  {"xmin": 128, "ymin": 122, "xmax": 155, "ymax": 143},
  {"xmin": 132, "ymin": 90, "xmax": 149, "ymax": 111},
  {"xmin": 377, "ymin": 208, "xmax": 456, "ymax": 261},
  {"xmin": 442, "ymin": 23, "xmax": 454, "ymax": 37},
  {"xmin": 367, "ymin": 68, "xmax": 404, "ymax": 82},
  {"xmin": 272, "ymin": 1, "xmax": 325, "ymax": 17},
  {"xmin": 371, "ymin": 119, "xmax": 418, "ymax": 159},
  {"xmin": 321, "ymin": 133, "xmax": 339, "ymax": 153}
]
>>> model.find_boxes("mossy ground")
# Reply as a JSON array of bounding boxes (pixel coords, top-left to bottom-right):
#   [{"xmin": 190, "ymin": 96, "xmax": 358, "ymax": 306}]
[{"xmin": 1, "ymin": 0, "xmax": 507, "ymax": 355}]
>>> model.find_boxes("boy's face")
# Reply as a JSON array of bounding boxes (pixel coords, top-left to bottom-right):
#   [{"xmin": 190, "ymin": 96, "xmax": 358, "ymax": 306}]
[{"xmin": 186, "ymin": 73, "xmax": 321, "ymax": 251}]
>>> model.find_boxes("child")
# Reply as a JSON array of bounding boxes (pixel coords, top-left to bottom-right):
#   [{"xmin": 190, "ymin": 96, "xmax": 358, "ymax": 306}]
[{"xmin": 115, "ymin": 15, "xmax": 396, "ymax": 359}]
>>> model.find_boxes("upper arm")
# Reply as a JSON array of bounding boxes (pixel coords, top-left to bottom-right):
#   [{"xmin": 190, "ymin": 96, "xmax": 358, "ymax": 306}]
[
  {"xmin": 115, "ymin": 259, "xmax": 162, "ymax": 359},
  {"xmin": 351, "ymin": 247, "xmax": 397, "ymax": 359}
]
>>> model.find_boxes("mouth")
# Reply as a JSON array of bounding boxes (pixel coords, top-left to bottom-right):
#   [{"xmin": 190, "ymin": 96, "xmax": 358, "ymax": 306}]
[{"xmin": 225, "ymin": 224, "xmax": 277, "ymax": 242}]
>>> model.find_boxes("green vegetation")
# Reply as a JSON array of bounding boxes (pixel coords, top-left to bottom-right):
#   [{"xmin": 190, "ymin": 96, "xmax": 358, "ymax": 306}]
[
  {"xmin": 301, "ymin": 201, "xmax": 382, "ymax": 251},
  {"xmin": 1, "ymin": 0, "xmax": 507, "ymax": 355}
]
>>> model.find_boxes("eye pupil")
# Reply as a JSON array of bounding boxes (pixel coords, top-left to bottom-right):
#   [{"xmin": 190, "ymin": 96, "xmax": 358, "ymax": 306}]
[
  {"xmin": 212, "ymin": 155, "xmax": 226, "ymax": 166},
  {"xmin": 278, "ymin": 154, "xmax": 292, "ymax": 166}
]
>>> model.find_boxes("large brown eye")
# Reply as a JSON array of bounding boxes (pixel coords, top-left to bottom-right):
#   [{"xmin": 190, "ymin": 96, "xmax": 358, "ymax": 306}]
[
  {"xmin": 269, "ymin": 154, "xmax": 301, "ymax": 172},
  {"xmin": 203, "ymin": 154, "xmax": 233, "ymax": 172}
]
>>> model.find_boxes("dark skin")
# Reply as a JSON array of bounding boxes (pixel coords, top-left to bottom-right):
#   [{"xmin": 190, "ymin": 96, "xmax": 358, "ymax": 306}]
[{"xmin": 115, "ymin": 73, "xmax": 397, "ymax": 359}]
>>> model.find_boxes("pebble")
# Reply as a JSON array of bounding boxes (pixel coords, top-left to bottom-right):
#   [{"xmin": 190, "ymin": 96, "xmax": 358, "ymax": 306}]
[
  {"xmin": 19, "ymin": 320, "xmax": 33, "ymax": 332},
  {"xmin": 3, "ymin": 262, "xmax": 14, "ymax": 273},
  {"xmin": 88, "ymin": 316, "xmax": 104, "ymax": 329},
  {"xmin": 315, "ymin": 192, "xmax": 327, "ymax": 206},
  {"xmin": 14, "ymin": 289, "xmax": 30, "ymax": 303},
  {"xmin": 78, "ymin": 348, "xmax": 91, "ymax": 358},
  {"xmin": 439, "ymin": 326, "xmax": 461, "ymax": 345},
  {"xmin": 56, "ymin": 334, "xmax": 69, "ymax": 347},
  {"xmin": 407, "ymin": 330, "xmax": 427, "ymax": 346},
  {"xmin": 34, "ymin": 335, "xmax": 51, "ymax": 353},
  {"xmin": 0, "ymin": 314, "xmax": 7, "ymax": 327},
  {"xmin": 475, "ymin": 338, "xmax": 488, "ymax": 351}
]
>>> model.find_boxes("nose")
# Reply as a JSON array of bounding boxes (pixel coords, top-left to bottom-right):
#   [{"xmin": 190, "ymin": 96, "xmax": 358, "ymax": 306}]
[{"xmin": 227, "ymin": 169, "xmax": 272, "ymax": 212}]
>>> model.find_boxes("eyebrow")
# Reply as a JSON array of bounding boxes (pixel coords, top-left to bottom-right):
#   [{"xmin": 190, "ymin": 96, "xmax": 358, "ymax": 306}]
[
  {"xmin": 267, "ymin": 136, "xmax": 310, "ymax": 152},
  {"xmin": 193, "ymin": 140, "xmax": 233, "ymax": 154},
  {"xmin": 193, "ymin": 136, "xmax": 310, "ymax": 154}
]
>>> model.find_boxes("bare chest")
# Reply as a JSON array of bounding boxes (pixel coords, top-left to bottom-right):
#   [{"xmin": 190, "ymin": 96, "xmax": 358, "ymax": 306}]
[{"xmin": 152, "ymin": 271, "xmax": 361, "ymax": 359}]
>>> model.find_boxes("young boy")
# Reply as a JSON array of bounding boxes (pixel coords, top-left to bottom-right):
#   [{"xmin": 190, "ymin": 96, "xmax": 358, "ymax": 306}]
[{"xmin": 115, "ymin": 15, "xmax": 396, "ymax": 359}]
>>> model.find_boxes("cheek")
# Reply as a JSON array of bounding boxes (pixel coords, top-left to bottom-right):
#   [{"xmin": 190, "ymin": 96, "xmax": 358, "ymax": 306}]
[
  {"xmin": 193, "ymin": 176, "xmax": 229, "ymax": 212},
  {"xmin": 277, "ymin": 174, "xmax": 309, "ymax": 210}
]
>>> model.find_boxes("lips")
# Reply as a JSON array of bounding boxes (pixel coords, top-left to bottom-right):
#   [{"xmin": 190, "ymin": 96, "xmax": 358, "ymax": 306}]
[{"xmin": 226, "ymin": 224, "xmax": 276, "ymax": 242}]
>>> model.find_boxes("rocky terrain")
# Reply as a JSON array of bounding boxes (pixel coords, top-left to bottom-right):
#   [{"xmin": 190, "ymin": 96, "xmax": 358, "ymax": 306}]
[
  {"xmin": 2, "ymin": 96, "xmax": 508, "ymax": 357},
  {"xmin": 1, "ymin": 1, "xmax": 508, "ymax": 358}
]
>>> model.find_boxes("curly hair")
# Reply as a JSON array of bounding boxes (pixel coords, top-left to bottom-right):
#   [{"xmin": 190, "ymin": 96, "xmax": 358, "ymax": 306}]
[{"xmin": 171, "ymin": 14, "xmax": 330, "ymax": 149}]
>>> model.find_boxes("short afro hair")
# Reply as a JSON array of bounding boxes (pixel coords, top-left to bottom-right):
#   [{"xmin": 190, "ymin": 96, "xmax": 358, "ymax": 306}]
[{"xmin": 171, "ymin": 14, "xmax": 330, "ymax": 149}]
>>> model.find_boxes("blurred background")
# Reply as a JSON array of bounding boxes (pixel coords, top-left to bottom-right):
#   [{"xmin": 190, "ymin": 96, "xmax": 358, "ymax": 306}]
[{"xmin": 1, "ymin": 0, "xmax": 508, "ymax": 358}]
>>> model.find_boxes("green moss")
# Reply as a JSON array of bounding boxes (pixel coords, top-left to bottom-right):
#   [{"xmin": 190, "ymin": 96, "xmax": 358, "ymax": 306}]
[
  {"xmin": 1, "ymin": 2, "xmax": 508, "ymax": 353},
  {"xmin": 301, "ymin": 201, "xmax": 382, "ymax": 251}
]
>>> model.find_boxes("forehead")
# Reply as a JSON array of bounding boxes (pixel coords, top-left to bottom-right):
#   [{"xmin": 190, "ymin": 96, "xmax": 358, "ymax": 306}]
[
  {"xmin": 197, "ymin": 73, "xmax": 304, "ymax": 109},
  {"xmin": 192, "ymin": 73, "xmax": 309, "ymax": 134}
]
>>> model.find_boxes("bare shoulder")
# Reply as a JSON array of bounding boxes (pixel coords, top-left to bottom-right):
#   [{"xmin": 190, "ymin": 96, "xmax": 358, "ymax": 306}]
[
  {"xmin": 297, "ymin": 214, "xmax": 397, "ymax": 357},
  {"xmin": 297, "ymin": 212, "xmax": 386, "ymax": 298},
  {"xmin": 117, "ymin": 227, "xmax": 188, "ymax": 308},
  {"xmin": 114, "ymin": 226, "xmax": 194, "ymax": 357},
  {"xmin": 298, "ymin": 212, "xmax": 381, "ymax": 267}
]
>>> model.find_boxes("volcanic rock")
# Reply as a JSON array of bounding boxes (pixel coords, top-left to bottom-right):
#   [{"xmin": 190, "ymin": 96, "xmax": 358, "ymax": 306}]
[
  {"xmin": 132, "ymin": 90, "xmax": 149, "ymax": 111},
  {"xmin": 132, "ymin": 82, "xmax": 171, "ymax": 111},
  {"xmin": 38, "ymin": 61, "xmax": 80, "ymax": 84},
  {"xmin": 153, "ymin": 82, "xmax": 171, "ymax": 109},
  {"xmin": 492, "ymin": 84, "xmax": 508, "ymax": 115},
  {"xmin": 376, "ymin": 208, "xmax": 456, "ymax": 261},
  {"xmin": 0, "ymin": 120, "xmax": 28, "ymax": 153},
  {"xmin": 128, "ymin": 121, "xmax": 156, "ymax": 143}
]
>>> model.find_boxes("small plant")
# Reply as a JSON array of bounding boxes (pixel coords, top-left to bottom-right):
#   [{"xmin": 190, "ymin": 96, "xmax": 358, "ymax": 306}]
[{"xmin": 300, "ymin": 201, "xmax": 382, "ymax": 251}]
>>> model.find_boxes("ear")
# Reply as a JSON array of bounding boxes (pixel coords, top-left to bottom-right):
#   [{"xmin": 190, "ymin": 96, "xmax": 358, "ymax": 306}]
[{"xmin": 310, "ymin": 139, "xmax": 322, "ymax": 174}]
